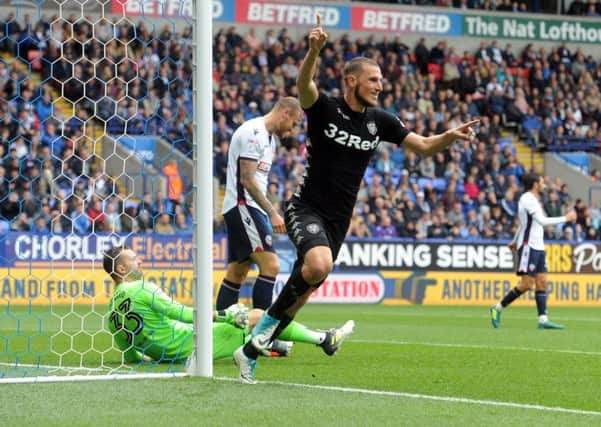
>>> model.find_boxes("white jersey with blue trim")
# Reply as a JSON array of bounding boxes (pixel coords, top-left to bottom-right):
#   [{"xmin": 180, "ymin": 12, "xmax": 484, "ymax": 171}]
[
  {"xmin": 513, "ymin": 191, "xmax": 566, "ymax": 250},
  {"xmin": 222, "ymin": 117, "xmax": 279, "ymax": 214}
]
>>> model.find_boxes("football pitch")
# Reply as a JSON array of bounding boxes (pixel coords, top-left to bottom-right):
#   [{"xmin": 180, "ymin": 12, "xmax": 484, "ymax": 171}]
[{"xmin": 2, "ymin": 305, "xmax": 601, "ymax": 426}]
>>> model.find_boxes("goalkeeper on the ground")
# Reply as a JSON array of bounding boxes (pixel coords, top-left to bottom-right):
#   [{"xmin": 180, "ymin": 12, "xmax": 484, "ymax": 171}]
[{"xmin": 103, "ymin": 245, "xmax": 354, "ymax": 364}]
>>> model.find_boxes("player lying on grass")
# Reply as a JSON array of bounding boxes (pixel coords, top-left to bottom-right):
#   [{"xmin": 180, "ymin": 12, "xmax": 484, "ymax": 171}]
[{"xmin": 103, "ymin": 245, "xmax": 354, "ymax": 364}]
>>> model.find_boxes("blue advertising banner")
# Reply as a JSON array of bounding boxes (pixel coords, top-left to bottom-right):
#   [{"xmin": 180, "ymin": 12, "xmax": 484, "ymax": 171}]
[
  {"xmin": 4, "ymin": 233, "xmax": 601, "ymax": 306},
  {"xmin": 116, "ymin": 135, "xmax": 158, "ymax": 163},
  {"xmin": 4, "ymin": 233, "xmax": 601, "ymax": 275},
  {"xmin": 214, "ymin": 0, "xmax": 235, "ymax": 22}
]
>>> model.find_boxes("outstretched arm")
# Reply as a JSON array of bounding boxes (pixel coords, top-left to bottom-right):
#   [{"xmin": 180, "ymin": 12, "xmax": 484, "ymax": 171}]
[
  {"xmin": 403, "ymin": 119, "xmax": 480, "ymax": 156},
  {"xmin": 532, "ymin": 208, "xmax": 576, "ymax": 226},
  {"xmin": 148, "ymin": 283, "xmax": 194, "ymax": 323},
  {"xmin": 297, "ymin": 15, "xmax": 328, "ymax": 109}
]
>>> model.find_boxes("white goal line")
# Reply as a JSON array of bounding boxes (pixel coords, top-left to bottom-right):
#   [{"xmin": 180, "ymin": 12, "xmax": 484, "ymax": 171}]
[
  {"xmin": 1, "ymin": 372, "xmax": 188, "ymax": 384},
  {"xmin": 215, "ymin": 376, "xmax": 601, "ymax": 417},
  {"xmin": 2, "ymin": 368, "xmax": 598, "ymax": 417},
  {"xmin": 352, "ymin": 339, "xmax": 601, "ymax": 357}
]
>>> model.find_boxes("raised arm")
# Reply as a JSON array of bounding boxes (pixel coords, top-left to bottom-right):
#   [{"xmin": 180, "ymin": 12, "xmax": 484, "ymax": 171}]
[
  {"xmin": 151, "ymin": 283, "xmax": 249, "ymax": 328},
  {"xmin": 402, "ymin": 119, "xmax": 480, "ymax": 156},
  {"xmin": 297, "ymin": 15, "xmax": 328, "ymax": 109}
]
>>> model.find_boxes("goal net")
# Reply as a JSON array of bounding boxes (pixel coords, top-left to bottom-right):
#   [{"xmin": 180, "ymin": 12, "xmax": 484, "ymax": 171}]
[{"xmin": 0, "ymin": 0, "xmax": 203, "ymax": 382}]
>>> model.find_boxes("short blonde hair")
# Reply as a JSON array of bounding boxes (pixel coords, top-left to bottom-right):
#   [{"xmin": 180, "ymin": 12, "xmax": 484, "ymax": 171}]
[
  {"xmin": 274, "ymin": 96, "xmax": 302, "ymax": 112},
  {"xmin": 342, "ymin": 57, "xmax": 379, "ymax": 78}
]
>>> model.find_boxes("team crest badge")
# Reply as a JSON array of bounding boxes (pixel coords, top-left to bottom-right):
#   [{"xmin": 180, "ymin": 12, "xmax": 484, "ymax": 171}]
[
  {"xmin": 529, "ymin": 263, "xmax": 535, "ymax": 271},
  {"xmin": 265, "ymin": 235, "xmax": 272, "ymax": 246},
  {"xmin": 366, "ymin": 121, "xmax": 377, "ymax": 135},
  {"xmin": 306, "ymin": 223, "xmax": 320, "ymax": 234}
]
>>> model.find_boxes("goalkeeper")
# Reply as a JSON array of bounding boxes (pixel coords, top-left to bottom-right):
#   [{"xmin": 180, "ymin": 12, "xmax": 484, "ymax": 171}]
[{"xmin": 103, "ymin": 245, "xmax": 354, "ymax": 363}]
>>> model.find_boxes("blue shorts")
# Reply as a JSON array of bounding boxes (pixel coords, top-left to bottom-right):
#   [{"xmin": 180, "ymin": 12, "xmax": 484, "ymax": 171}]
[
  {"xmin": 223, "ymin": 204, "xmax": 275, "ymax": 264},
  {"xmin": 516, "ymin": 246, "xmax": 547, "ymax": 276}
]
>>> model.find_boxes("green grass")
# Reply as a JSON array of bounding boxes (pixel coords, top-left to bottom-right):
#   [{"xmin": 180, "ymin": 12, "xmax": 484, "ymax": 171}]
[{"xmin": 2, "ymin": 305, "xmax": 601, "ymax": 426}]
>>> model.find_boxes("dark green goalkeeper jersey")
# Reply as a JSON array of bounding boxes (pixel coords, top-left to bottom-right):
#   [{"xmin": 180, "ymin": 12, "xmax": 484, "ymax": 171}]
[{"xmin": 107, "ymin": 279, "xmax": 194, "ymax": 363}]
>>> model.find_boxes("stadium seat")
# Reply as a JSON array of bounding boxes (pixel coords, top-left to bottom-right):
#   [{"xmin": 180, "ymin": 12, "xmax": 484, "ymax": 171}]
[
  {"xmin": 364, "ymin": 166, "xmax": 375, "ymax": 186},
  {"xmin": 432, "ymin": 178, "xmax": 448, "ymax": 192},
  {"xmin": 391, "ymin": 168, "xmax": 403, "ymax": 187},
  {"xmin": 417, "ymin": 177, "xmax": 433, "ymax": 190},
  {"xmin": 498, "ymin": 137, "xmax": 516, "ymax": 156}
]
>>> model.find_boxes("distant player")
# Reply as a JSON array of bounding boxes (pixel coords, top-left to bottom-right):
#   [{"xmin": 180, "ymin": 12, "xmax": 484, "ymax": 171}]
[
  {"xmin": 103, "ymin": 245, "xmax": 353, "ymax": 363},
  {"xmin": 234, "ymin": 15, "xmax": 480, "ymax": 383},
  {"xmin": 217, "ymin": 97, "xmax": 304, "ymax": 311},
  {"xmin": 490, "ymin": 172, "xmax": 577, "ymax": 329}
]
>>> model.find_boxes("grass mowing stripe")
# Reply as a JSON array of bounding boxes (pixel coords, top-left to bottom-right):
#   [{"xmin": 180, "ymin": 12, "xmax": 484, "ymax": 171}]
[
  {"xmin": 352, "ymin": 339, "xmax": 601, "ymax": 356},
  {"xmin": 213, "ymin": 376, "xmax": 601, "ymax": 417}
]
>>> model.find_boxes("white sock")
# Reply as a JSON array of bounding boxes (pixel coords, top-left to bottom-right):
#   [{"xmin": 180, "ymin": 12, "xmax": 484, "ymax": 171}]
[
  {"xmin": 539, "ymin": 314, "xmax": 548, "ymax": 323},
  {"xmin": 300, "ymin": 327, "xmax": 326, "ymax": 345},
  {"xmin": 495, "ymin": 303, "xmax": 503, "ymax": 312},
  {"xmin": 315, "ymin": 331, "xmax": 327, "ymax": 345}
]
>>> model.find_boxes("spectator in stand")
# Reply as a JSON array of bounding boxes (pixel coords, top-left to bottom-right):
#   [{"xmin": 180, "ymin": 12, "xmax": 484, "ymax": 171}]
[
  {"xmin": 464, "ymin": 175, "xmax": 480, "ymax": 200},
  {"xmin": 155, "ymin": 213, "xmax": 175, "ymax": 234},
  {"xmin": 174, "ymin": 213, "xmax": 191, "ymax": 233},
  {"xmin": 104, "ymin": 200, "xmax": 122, "ymax": 233},
  {"xmin": 374, "ymin": 213, "xmax": 398, "ymax": 239},
  {"xmin": 538, "ymin": 117, "xmax": 556, "ymax": 147},
  {"xmin": 87, "ymin": 198, "xmax": 105, "ymax": 232},
  {"xmin": 162, "ymin": 158, "xmax": 184, "ymax": 205},
  {"xmin": 544, "ymin": 189, "xmax": 562, "ymax": 217},
  {"xmin": 71, "ymin": 200, "xmax": 90, "ymax": 234},
  {"xmin": 522, "ymin": 107, "xmax": 542, "ymax": 139}
]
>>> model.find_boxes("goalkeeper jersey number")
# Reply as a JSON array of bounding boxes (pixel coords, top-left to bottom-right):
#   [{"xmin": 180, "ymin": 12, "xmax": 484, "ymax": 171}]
[{"xmin": 108, "ymin": 279, "xmax": 194, "ymax": 363}]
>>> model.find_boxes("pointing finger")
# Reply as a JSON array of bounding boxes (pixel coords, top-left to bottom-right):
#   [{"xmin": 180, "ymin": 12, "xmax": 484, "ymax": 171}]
[
  {"xmin": 316, "ymin": 14, "xmax": 321, "ymax": 28},
  {"xmin": 462, "ymin": 119, "xmax": 480, "ymax": 128}
]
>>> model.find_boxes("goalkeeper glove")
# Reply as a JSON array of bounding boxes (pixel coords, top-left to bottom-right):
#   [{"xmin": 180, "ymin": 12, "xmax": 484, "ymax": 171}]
[{"xmin": 216, "ymin": 303, "xmax": 249, "ymax": 329}]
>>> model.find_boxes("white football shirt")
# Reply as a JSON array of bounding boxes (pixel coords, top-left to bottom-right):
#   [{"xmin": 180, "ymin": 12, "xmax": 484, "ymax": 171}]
[
  {"xmin": 222, "ymin": 116, "xmax": 278, "ymax": 214},
  {"xmin": 512, "ymin": 191, "xmax": 566, "ymax": 250}
]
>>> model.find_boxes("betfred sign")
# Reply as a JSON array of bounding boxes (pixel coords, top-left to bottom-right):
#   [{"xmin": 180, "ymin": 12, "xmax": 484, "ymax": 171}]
[
  {"xmin": 235, "ymin": 0, "xmax": 349, "ymax": 29},
  {"xmin": 350, "ymin": 6, "xmax": 462, "ymax": 35},
  {"xmin": 111, "ymin": 0, "xmax": 235, "ymax": 21},
  {"xmin": 274, "ymin": 273, "xmax": 385, "ymax": 304}
]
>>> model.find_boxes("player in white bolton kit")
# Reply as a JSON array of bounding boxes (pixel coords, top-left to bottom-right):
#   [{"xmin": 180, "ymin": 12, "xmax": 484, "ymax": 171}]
[
  {"xmin": 218, "ymin": 97, "xmax": 304, "ymax": 315},
  {"xmin": 490, "ymin": 172, "xmax": 576, "ymax": 329}
]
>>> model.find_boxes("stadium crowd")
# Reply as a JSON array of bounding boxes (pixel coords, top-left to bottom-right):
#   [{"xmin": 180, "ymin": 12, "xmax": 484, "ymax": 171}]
[{"xmin": 1, "ymin": 11, "xmax": 601, "ymax": 241}]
